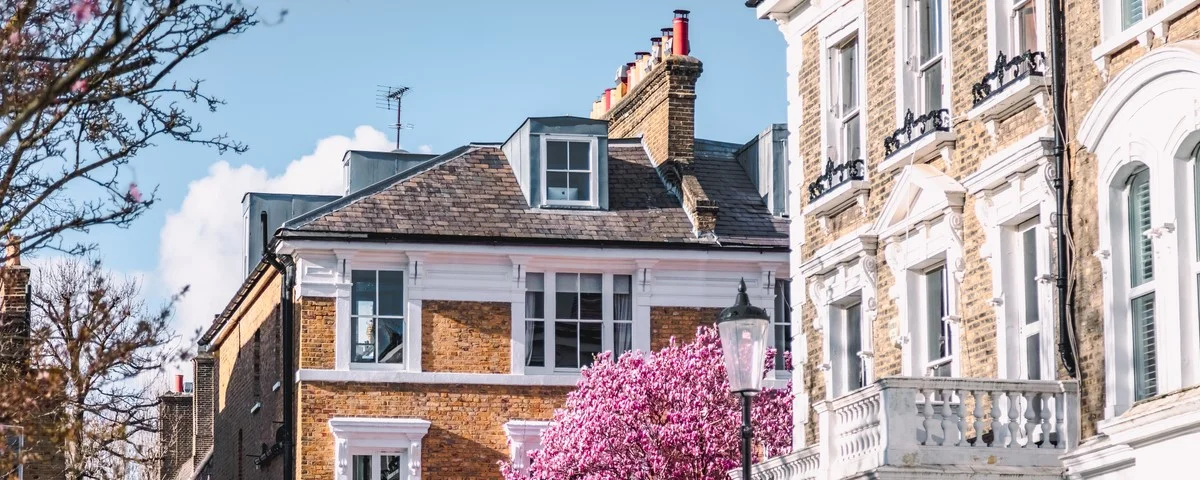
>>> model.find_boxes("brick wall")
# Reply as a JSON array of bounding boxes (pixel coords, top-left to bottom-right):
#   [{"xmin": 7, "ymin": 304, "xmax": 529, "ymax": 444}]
[
  {"xmin": 0, "ymin": 266, "xmax": 30, "ymax": 367},
  {"xmin": 211, "ymin": 273, "xmax": 285, "ymax": 480},
  {"xmin": 299, "ymin": 297, "xmax": 335, "ymax": 370},
  {"xmin": 422, "ymin": 301, "xmax": 510, "ymax": 374},
  {"xmin": 649, "ymin": 306, "xmax": 722, "ymax": 351},
  {"xmin": 297, "ymin": 382, "xmax": 569, "ymax": 480},
  {"xmin": 158, "ymin": 393, "xmax": 193, "ymax": 477}
]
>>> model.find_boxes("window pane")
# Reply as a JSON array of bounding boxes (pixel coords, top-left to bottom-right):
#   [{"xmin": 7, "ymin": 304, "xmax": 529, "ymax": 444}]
[
  {"xmin": 922, "ymin": 61, "xmax": 943, "ymax": 112},
  {"xmin": 775, "ymin": 324, "xmax": 792, "ymax": 371},
  {"xmin": 353, "ymin": 455, "xmax": 371, "ymax": 480},
  {"xmin": 568, "ymin": 172, "xmax": 591, "ymax": 201},
  {"xmin": 546, "ymin": 172, "xmax": 570, "ymax": 200},
  {"xmin": 1023, "ymin": 226, "xmax": 1040, "ymax": 325},
  {"xmin": 547, "ymin": 141, "xmax": 569, "ymax": 170},
  {"xmin": 556, "ymin": 274, "xmax": 579, "ymax": 319},
  {"xmin": 580, "ymin": 292, "xmax": 603, "ymax": 320},
  {"xmin": 843, "ymin": 114, "xmax": 861, "ymax": 160},
  {"xmin": 840, "ymin": 39, "xmax": 858, "ymax": 114},
  {"xmin": 920, "ymin": 0, "xmax": 943, "ymax": 61},
  {"xmin": 526, "ymin": 273, "xmax": 545, "ymax": 319},
  {"xmin": 378, "ymin": 271, "xmax": 405, "ymax": 316},
  {"xmin": 614, "ymin": 322, "xmax": 634, "ymax": 359},
  {"xmin": 1026, "ymin": 333, "xmax": 1042, "ymax": 380},
  {"xmin": 579, "ymin": 322, "xmax": 603, "ymax": 367},
  {"xmin": 1128, "ymin": 168, "xmax": 1154, "ymax": 287},
  {"xmin": 381, "ymin": 455, "xmax": 404, "ymax": 480},
  {"xmin": 352, "ymin": 317, "xmax": 375, "ymax": 363},
  {"xmin": 1194, "ymin": 155, "xmax": 1200, "ymax": 260},
  {"xmin": 847, "ymin": 303, "xmax": 863, "ymax": 390},
  {"xmin": 351, "ymin": 270, "xmax": 376, "ymax": 316},
  {"xmin": 1132, "ymin": 293, "xmax": 1158, "ymax": 400},
  {"xmin": 526, "ymin": 320, "xmax": 545, "ymax": 367},
  {"xmin": 1123, "ymin": 0, "xmax": 1144, "ymax": 29},
  {"xmin": 1014, "ymin": 2, "xmax": 1036, "ymax": 53},
  {"xmin": 568, "ymin": 142, "xmax": 590, "ymax": 170},
  {"xmin": 614, "ymin": 275, "xmax": 633, "ymax": 321},
  {"xmin": 376, "ymin": 317, "xmax": 404, "ymax": 364},
  {"xmin": 556, "ymin": 322, "xmax": 579, "ymax": 369},
  {"xmin": 926, "ymin": 266, "xmax": 947, "ymax": 361},
  {"xmin": 580, "ymin": 274, "xmax": 602, "ymax": 293}
]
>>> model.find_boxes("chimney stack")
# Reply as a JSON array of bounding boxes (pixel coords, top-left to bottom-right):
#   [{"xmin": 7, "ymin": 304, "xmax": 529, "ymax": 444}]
[
  {"xmin": 157, "ymin": 378, "xmax": 194, "ymax": 478},
  {"xmin": 192, "ymin": 352, "xmax": 215, "ymax": 468},
  {"xmin": 592, "ymin": 9, "xmax": 716, "ymax": 234}
]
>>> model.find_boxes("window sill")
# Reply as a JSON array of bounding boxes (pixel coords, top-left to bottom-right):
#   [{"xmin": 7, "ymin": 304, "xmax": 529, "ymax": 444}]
[
  {"xmin": 349, "ymin": 363, "xmax": 408, "ymax": 371},
  {"xmin": 272, "ymin": 380, "xmax": 282, "ymax": 392},
  {"xmin": 967, "ymin": 75, "xmax": 1051, "ymax": 139},
  {"xmin": 1091, "ymin": 0, "xmax": 1200, "ymax": 72},
  {"xmin": 298, "ymin": 369, "xmax": 583, "ymax": 386},
  {"xmin": 878, "ymin": 131, "xmax": 957, "ymax": 174},
  {"xmin": 250, "ymin": 401, "xmax": 262, "ymax": 415},
  {"xmin": 802, "ymin": 180, "xmax": 869, "ymax": 218}
]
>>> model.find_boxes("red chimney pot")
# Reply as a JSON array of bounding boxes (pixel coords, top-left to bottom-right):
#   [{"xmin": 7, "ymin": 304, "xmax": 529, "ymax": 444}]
[{"xmin": 673, "ymin": 10, "xmax": 690, "ymax": 56}]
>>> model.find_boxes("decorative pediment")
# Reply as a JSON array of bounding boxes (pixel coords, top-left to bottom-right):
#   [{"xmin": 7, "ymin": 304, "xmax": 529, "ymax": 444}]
[{"xmin": 871, "ymin": 164, "xmax": 966, "ymax": 239}]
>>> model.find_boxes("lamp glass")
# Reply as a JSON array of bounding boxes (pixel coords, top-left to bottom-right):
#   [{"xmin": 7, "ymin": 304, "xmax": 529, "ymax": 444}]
[{"xmin": 718, "ymin": 316, "xmax": 769, "ymax": 395}]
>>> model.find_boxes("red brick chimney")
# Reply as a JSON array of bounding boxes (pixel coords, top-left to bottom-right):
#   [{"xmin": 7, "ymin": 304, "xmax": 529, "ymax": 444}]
[
  {"xmin": 0, "ymin": 236, "xmax": 30, "ymax": 367},
  {"xmin": 596, "ymin": 11, "xmax": 717, "ymax": 234}
]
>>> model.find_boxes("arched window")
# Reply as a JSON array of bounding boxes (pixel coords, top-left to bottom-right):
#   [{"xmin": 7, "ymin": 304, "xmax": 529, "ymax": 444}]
[{"xmin": 1125, "ymin": 167, "xmax": 1157, "ymax": 400}]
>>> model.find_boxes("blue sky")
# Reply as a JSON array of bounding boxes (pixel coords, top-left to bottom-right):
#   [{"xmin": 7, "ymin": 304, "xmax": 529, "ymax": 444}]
[{"xmin": 69, "ymin": 1, "xmax": 786, "ymax": 339}]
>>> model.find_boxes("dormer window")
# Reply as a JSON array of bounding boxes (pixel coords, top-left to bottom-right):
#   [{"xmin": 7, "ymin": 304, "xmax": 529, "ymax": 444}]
[{"xmin": 542, "ymin": 136, "xmax": 599, "ymax": 207}]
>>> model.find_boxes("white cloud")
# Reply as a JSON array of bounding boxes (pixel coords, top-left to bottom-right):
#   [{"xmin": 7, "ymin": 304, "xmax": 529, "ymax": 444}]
[
  {"xmin": 417, "ymin": 144, "xmax": 434, "ymax": 154},
  {"xmin": 158, "ymin": 126, "xmax": 393, "ymax": 344}
]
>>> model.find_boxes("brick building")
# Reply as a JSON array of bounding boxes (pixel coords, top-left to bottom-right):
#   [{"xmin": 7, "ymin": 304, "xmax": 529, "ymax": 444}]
[
  {"xmin": 0, "ymin": 243, "xmax": 64, "ymax": 479},
  {"xmin": 746, "ymin": 0, "xmax": 1200, "ymax": 478},
  {"xmin": 160, "ymin": 13, "xmax": 793, "ymax": 480}
]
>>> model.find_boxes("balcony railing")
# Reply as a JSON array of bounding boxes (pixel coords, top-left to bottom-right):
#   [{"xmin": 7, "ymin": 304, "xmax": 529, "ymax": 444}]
[
  {"xmin": 746, "ymin": 376, "xmax": 1080, "ymax": 480},
  {"xmin": 883, "ymin": 109, "xmax": 951, "ymax": 157},
  {"xmin": 971, "ymin": 51, "xmax": 1047, "ymax": 107},
  {"xmin": 807, "ymin": 158, "xmax": 865, "ymax": 202}
]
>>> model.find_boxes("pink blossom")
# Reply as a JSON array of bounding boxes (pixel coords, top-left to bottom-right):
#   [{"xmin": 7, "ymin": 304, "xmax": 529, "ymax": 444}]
[
  {"xmin": 500, "ymin": 326, "xmax": 793, "ymax": 480},
  {"xmin": 71, "ymin": 79, "xmax": 87, "ymax": 93},
  {"xmin": 7, "ymin": 30, "xmax": 22, "ymax": 48},
  {"xmin": 70, "ymin": 0, "xmax": 100, "ymax": 24},
  {"xmin": 126, "ymin": 183, "xmax": 141, "ymax": 203}
]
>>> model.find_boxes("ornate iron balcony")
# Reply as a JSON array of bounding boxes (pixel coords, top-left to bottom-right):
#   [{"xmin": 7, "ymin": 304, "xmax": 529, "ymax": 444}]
[
  {"xmin": 971, "ymin": 51, "xmax": 1047, "ymax": 107},
  {"xmin": 808, "ymin": 158, "xmax": 865, "ymax": 202},
  {"xmin": 883, "ymin": 109, "xmax": 951, "ymax": 157}
]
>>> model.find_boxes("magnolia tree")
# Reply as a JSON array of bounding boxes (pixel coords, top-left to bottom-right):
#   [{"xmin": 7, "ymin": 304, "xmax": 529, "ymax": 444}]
[{"xmin": 501, "ymin": 326, "xmax": 792, "ymax": 480}]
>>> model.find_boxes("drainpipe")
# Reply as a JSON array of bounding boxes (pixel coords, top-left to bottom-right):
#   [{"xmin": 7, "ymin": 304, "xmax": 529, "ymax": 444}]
[
  {"xmin": 261, "ymin": 211, "xmax": 296, "ymax": 480},
  {"xmin": 1048, "ymin": 0, "xmax": 1078, "ymax": 378}
]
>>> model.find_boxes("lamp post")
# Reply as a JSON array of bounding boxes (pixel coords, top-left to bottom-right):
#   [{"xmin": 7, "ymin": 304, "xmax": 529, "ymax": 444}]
[{"xmin": 717, "ymin": 279, "xmax": 771, "ymax": 480}]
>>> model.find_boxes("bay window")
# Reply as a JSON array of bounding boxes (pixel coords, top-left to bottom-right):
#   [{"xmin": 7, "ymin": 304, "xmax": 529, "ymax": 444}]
[
  {"xmin": 351, "ymin": 270, "xmax": 406, "ymax": 365},
  {"xmin": 523, "ymin": 272, "xmax": 634, "ymax": 371}
]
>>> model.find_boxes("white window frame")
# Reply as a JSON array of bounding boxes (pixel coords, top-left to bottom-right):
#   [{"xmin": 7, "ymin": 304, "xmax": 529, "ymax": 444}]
[
  {"xmin": 503, "ymin": 420, "xmax": 552, "ymax": 473},
  {"xmin": 1123, "ymin": 167, "xmax": 1158, "ymax": 402},
  {"xmin": 894, "ymin": 0, "xmax": 952, "ymax": 121},
  {"xmin": 818, "ymin": 1, "xmax": 866, "ymax": 168},
  {"xmin": 802, "ymin": 231, "xmax": 878, "ymax": 400},
  {"xmin": 330, "ymin": 417, "xmax": 430, "ymax": 480},
  {"xmin": 966, "ymin": 130, "xmax": 1059, "ymax": 383},
  {"xmin": 1, "ymin": 425, "xmax": 21, "ymax": 480},
  {"xmin": 540, "ymin": 135, "xmax": 600, "ymax": 208},
  {"xmin": 333, "ymin": 252, "xmax": 419, "ymax": 373},
  {"xmin": 831, "ymin": 296, "xmax": 867, "ymax": 396},
  {"xmin": 348, "ymin": 450, "xmax": 410, "ymax": 480},
  {"xmin": 349, "ymin": 269, "xmax": 408, "ymax": 367},
  {"xmin": 772, "ymin": 277, "xmax": 794, "ymax": 376},
  {"xmin": 830, "ymin": 36, "xmax": 863, "ymax": 164},
  {"xmin": 917, "ymin": 263, "xmax": 953, "ymax": 377},
  {"xmin": 521, "ymin": 271, "xmax": 636, "ymax": 374},
  {"xmin": 987, "ymin": 0, "xmax": 1048, "ymax": 60}
]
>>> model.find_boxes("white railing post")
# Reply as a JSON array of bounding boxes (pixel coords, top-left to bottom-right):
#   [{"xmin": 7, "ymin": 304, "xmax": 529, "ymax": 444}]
[
  {"xmin": 1063, "ymin": 380, "xmax": 1081, "ymax": 451},
  {"xmin": 815, "ymin": 400, "xmax": 834, "ymax": 480}
]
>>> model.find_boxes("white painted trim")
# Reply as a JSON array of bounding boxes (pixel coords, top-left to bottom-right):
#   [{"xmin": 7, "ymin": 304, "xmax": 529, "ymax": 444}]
[
  {"xmin": 539, "ymin": 134, "xmax": 600, "ymax": 209},
  {"xmin": 1092, "ymin": 0, "xmax": 1200, "ymax": 71},
  {"xmin": 985, "ymin": 0, "xmax": 1049, "ymax": 62},
  {"xmin": 878, "ymin": 131, "xmax": 958, "ymax": 175},
  {"xmin": 503, "ymin": 420, "xmax": 552, "ymax": 472},
  {"xmin": 804, "ymin": 230, "xmax": 878, "ymax": 399},
  {"xmin": 329, "ymin": 417, "xmax": 431, "ymax": 480},
  {"xmin": 299, "ymin": 369, "xmax": 582, "ymax": 386},
  {"xmin": 282, "ymin": 239, "xmax": 786, "ymax": 264}
]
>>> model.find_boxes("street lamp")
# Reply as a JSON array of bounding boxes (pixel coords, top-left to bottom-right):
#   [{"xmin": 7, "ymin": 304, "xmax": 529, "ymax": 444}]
[{"xmin": 717, "ymin": 278, "xmax": 771, "ymax": 480}]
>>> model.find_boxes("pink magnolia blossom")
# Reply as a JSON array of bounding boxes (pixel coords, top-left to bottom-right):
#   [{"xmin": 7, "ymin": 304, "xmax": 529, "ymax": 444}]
[
  {"xmin": 501, "ymin": 326, "xmax": 793, "ymax": 480},
  {"xmin": 125, "ymin": 183, "xmax": 141, "ymax": 203},
  {"xmin": 70, "ymin": 0, "xmax": 100, "ymax": 24},
  {"xmin": 71, "ymin": 79, "xmax": 87, "ymax": 93},
  {"xmin": 7, "ymin": 30, "xmax": 22, "ymax": 48}
]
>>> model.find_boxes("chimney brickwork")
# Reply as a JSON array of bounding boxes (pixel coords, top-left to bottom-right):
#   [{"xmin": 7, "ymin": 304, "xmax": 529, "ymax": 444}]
[
  {"xmin": 158, "ymin": 393, "xmax": 194, "ymax": 479},
  {"xmin": 602, "ymin": 56, "xmax": 719, "ymax": 234},
  {"xmin": 0, "ymin": 242, "xmax": 30, "ymax": 369},
  {"xmin": 192, "ymin": 352, "xmax": 215, "ymax": 467}
]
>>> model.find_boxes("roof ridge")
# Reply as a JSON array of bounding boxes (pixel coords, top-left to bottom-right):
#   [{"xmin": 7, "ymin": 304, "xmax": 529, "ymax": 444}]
[{"xmin": 281, "ymin": 145, "xmax": 477, "ymax": 230}]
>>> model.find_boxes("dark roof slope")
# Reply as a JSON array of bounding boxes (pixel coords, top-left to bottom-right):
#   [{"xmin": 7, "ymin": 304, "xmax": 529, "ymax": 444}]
[
  {"xmin": 284, "ymin": 141, "xmax": 787, "ymax": 248},
  {"xmin": 695, "ymin": 139, "xmax": 790, "ymax": 246}
]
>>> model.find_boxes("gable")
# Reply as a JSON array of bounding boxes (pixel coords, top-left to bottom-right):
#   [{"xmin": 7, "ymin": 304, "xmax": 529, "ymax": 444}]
[{"xmin": 872, "ymin": 164, "xmax": 966, "ymax": 238}]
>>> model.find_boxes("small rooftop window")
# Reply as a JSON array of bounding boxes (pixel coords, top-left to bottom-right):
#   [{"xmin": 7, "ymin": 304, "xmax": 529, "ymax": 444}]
[{"xmin": 544, "ymin": 137, "xmax": 598, "ymax": 206}]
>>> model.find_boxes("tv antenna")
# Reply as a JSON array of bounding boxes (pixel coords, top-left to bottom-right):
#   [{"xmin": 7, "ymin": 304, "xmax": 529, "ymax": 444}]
[{"xmin": 376, "ymin": 85, "xmax": 413, "ymax": 150}]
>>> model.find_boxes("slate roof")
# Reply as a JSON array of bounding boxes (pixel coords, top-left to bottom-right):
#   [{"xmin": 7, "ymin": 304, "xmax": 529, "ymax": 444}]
[{"xmin": 282, "ymin": 139, "xmax": 788, "ymax": 249}]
